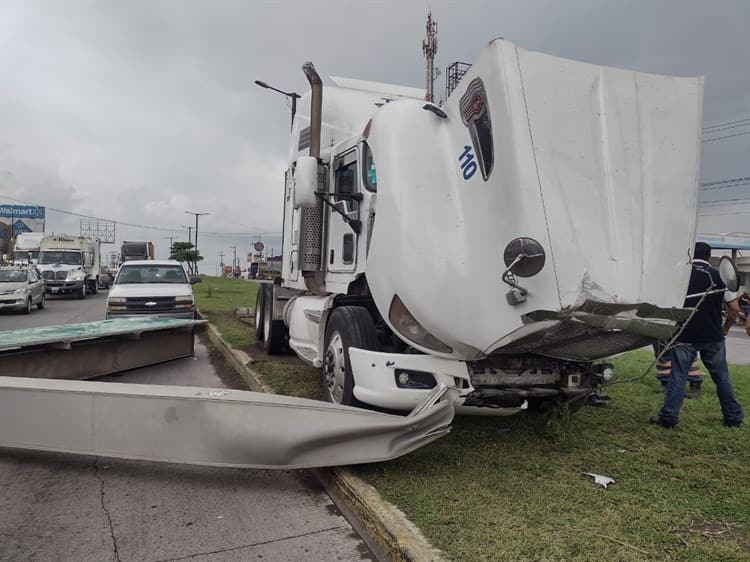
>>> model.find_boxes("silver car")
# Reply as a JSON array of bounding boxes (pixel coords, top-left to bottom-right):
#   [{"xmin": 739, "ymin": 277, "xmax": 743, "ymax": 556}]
[{"xmin": 0, "ymin": 266, "xmax": 46, "ymax": 313}]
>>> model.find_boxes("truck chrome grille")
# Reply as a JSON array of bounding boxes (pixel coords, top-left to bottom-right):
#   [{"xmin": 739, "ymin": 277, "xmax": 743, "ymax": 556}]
[
  {"xmin": 55, "ymin": 271, "xmax": 68, "ymax": 280},
  {"xmin": 122, "ymin": 296, "xmax": 178, "ymax": 313}
]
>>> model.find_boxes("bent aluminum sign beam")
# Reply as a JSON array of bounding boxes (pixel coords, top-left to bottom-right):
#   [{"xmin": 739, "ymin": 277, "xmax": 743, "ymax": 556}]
[
  {"xmin": 0, "ymin": 318, "xmax": 206, "ymax": 380},
  {"xmin": 0, "ymin": 378, "xmax": 454, "ymax": 469}
]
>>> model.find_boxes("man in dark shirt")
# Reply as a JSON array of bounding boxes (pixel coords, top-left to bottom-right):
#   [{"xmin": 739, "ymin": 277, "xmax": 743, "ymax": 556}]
[{"xmin": 652, "ymin": 242, "xmax": 744, "ymax": 428}]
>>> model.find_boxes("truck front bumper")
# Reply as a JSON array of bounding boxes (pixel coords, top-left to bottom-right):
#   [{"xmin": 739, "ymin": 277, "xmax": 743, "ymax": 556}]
[
  {"xmin": 45, "ymin": 280, "xmax": 84, "ymax": 294},
  {"xmin": 348, "ymin": 348, "xmax": 527, "ymax": 416},
  {"xmin": 106, "ymin": 309, "xmax": 196, "ymax": 320}
]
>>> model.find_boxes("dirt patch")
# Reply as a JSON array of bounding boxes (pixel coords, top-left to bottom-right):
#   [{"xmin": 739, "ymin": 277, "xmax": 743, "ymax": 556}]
[
  {"xmin": 687, "ymin": 519, "xmax": 750, "ymax": 551},
  {"xmin": 249, "ymin": 343, "xmax": 307, "ymax": 365}
]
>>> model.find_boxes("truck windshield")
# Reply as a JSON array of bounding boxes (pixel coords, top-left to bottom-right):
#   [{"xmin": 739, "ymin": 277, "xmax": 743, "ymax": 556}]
[
  {"xmin": 115, "ymin": 265, "xmax": 187, "ymax": 284},
  {"xmin": 12, "ymin": 251, "xmax": 39, "ymax": 261},
  {"xmin": 39, "ymin": 251, "xmax": 82, "ymax": 265},
  {"xmin": 0, "ymin": 270, "xmax": 27, "ymax": 282}
]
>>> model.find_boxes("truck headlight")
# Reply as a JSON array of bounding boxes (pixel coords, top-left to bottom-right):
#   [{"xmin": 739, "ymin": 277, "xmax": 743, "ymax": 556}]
[
  {"xmin": 68, "ymin": 272, "xmax": 84, "ymax": 281},
  {"xmin": 388, "ymin": 295, "xmax": 453, "ymax": 354},
  {"xmin": 175, "ymin": 295, "xmax": 194, "ymax": 309}
]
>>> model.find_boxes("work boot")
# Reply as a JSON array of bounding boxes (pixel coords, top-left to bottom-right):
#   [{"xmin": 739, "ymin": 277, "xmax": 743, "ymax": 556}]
[
  {"xmin": 649, "ymin": 415, "xmax": 676, "ymax": 428},
  {"xmin": 686, "ymin": 384, "xmax": 702, "ymax": 399}
]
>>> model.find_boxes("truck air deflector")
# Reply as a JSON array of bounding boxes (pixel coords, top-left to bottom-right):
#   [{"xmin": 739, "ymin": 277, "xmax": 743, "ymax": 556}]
[{"xmin": 0, "ymin": 378, "xmax": 454, "ymax": 469}]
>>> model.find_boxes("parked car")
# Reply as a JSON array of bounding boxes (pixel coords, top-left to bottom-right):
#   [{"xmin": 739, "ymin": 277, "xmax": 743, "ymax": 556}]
[
  {"xmin": 106, "ymin": 260, "xmax": 200, "ymax": 319},
  {"xmin": 0, "ymin": 266, "xmax": 46, "ymax": 313}
]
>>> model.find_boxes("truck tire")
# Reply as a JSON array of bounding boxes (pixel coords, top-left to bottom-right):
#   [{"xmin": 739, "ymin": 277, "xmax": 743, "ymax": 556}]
[
  {"xmin": 78, "ymin": 282, "xmax": 86, "ymax": 299},
  {"xmin": 323, "ymin": 306, "xmax": 379, "ymax": 407},
  {"xmin": 254, "ymin": 284, "xmax": 265, "ymax": 341},
  {"xmin": 261, "ymin": 284, "xmax": 286, "ymax": 354},
  {"xmin": 89, "ymin": 278, "xmax": 98, "ymax": 295}
]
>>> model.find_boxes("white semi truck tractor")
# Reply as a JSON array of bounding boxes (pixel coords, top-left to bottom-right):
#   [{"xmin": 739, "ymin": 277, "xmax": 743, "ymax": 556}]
[
  {"xmin": 11, "ymin": 232, "xmax": 46, "ymax": 265},
  {"xmin": 255, "ymin": 39, "xmax": 703, "ymax": 415},
  {"xmin": 38, "ymin": 235, "xmax": 101, "ymax": 298}
]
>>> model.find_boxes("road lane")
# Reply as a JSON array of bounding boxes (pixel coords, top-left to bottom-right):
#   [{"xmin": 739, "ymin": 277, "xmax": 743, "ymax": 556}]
[
  {"xmin": 0, "ymin": 290, "xmax": 107, "ymax": 327},
  {"xmin": 0, "ymin": 290, "xmax": 374, "ymax": 561}
]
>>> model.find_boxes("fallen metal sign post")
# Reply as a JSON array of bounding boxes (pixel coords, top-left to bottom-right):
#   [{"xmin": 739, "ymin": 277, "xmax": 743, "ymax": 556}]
[
  {"xmin": 0, "ymin": 318, "xmax": 206, "ymax": 380},
  {"xmin": 0, "ymin": 378, "xmax": 454, "ymax": 469}
]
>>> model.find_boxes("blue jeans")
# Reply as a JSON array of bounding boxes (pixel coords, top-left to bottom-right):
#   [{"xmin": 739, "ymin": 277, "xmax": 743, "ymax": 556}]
[
  {"xmin": 658, "ymin": 341, "xmax": 744, "ymax": 426},
  {"xmin": 652, "ymin": 343, "xmax": 703, "ymax": 385}
]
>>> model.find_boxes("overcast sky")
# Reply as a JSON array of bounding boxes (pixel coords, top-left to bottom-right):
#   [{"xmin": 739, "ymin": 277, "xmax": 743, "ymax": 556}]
[{"xmin": 1, "ymin": 0, "xmax": 749, "ymax": 271}]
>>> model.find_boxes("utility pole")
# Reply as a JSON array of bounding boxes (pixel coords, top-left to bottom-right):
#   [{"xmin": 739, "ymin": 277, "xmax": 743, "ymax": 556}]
[
  {"xmin": 185, "ymin": 211, "xmax": 209, "ymax": 275},
  {"xmin": 229, "ymin": 245, "xmax": 237, "ymax": 277},
  {"xmin": 8, "ymin": 206, "xmax": 14, "ymax": 257},
  {"xmin": 162, "ymin": 236, "xmax": 174, "ymax": 259},
  {"xmin": 218, "ymin": 250, "xmax": 225, "ymax": 277},
  {"xmin": 180, "ymin": 225, "xmax": 194, "ymax": 274}
]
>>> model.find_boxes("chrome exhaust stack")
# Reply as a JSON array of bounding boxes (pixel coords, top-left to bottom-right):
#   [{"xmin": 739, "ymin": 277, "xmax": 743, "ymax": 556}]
[{"xmin": 300, "ymin": 62, "xmax": 326, "ymax": 295}]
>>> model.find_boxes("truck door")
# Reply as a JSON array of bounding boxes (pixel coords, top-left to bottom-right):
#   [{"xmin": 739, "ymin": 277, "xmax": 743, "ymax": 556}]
[{"xmin": 326, "ymin": 148, "xmax": 359, "ymax": 273}]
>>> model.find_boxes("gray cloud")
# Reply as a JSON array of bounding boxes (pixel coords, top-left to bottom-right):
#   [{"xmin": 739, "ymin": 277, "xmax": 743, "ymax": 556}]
[{"xmin": 1, "ymin": 0, "xmax": 749, "ymax": 269}]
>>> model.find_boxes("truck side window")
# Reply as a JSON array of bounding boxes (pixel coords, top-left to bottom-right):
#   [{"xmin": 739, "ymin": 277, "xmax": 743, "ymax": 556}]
[
  {"xmin": 334, "ymin": 150, "xmax": 359, "ymax": 214},
  {"xmin": 362, "ymin": 143, "xmax": 376, "ymax": 192}
]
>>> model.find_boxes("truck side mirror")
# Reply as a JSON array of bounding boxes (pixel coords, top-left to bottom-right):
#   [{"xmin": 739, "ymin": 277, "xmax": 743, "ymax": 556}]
[
  {"xmin": 294, "ymin": 156, "xmax": 319, "ymax": 209},
  {"xmin": 190, "ymin": 277, "xmax": 202, "ymax": 284},
  {"xmin": 503, "ymin": 237, "xmax": 546, "ymax": 278}
]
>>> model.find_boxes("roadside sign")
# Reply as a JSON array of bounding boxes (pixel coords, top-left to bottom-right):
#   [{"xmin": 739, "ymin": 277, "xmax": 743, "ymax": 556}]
[{"xmin": 254, "ymin": 241, "xmax": 265, "ymax": 252}]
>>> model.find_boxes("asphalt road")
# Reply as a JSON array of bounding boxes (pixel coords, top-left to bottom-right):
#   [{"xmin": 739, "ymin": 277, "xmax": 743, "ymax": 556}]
[{"xmin": 0, "ymin": 291, "xmax": 374, "ymax": 561}]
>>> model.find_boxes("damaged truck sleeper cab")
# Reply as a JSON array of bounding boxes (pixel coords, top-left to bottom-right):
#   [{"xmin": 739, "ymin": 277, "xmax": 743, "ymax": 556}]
[{"xmin": 259, "ymin": 38, "xmax": 703, "ymax": 415}]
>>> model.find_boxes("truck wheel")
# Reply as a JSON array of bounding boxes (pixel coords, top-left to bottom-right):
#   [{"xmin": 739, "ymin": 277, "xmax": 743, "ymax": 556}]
[
  {"xmin": 78, "ymin": 283, "xmax": 86, "ymax": 299},
  {"xmin": 89, "ymin": 279, "xmax": 98, "ymax": 295},
  {"xmin": 323, "ymin": 306, "xmax": 379, "ymax": 407},
  {"xmin": 254, "ymin": 284, "xmax": 265, "ymax": 341},
  {"xmin": 37, "ymin": 293, "xmax": 45, "ymax": 310},
  {"xmin": 261, "ymin": 284, "xmax": 286, "ymax": 354}
]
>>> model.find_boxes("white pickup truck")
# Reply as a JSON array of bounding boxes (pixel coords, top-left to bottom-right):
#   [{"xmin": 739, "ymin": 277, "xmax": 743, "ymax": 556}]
[{"xmin": 106, "ymin": 260, "xmax": 200, "ymax": 319}]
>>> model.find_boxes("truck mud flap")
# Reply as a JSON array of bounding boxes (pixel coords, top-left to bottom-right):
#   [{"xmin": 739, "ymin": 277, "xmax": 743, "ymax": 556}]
[
  {"xmin": 0, "ymin": 318, "xmax": 205, "ymax": 380},
  {"xmin": 0, "ymin": 378, "xmax": 454, "ymax": 469}
]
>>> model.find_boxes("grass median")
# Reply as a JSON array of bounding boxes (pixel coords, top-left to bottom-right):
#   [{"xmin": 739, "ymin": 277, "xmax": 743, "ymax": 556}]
[{"xmin": 195, "ymin": 276, "xmax": 750, "ymax": 560}]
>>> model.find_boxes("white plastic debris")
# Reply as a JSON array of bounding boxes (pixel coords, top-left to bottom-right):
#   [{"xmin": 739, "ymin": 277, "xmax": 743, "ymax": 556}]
[{"xmin": 582, "ymin": 472, "xmax": 615, "ymax": 489}]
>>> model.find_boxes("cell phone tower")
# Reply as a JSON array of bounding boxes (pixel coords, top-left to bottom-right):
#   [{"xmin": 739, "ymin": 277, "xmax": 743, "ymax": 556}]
[{"xmin": 422, "ymin": 11, "xmax": 439, "ymax": 103}]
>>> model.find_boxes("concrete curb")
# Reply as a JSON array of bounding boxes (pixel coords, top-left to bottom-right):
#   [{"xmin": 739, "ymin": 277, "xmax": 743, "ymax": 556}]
[{"xmin": 200, "ymin": 314, "xmax": 450, "ymax": 562}]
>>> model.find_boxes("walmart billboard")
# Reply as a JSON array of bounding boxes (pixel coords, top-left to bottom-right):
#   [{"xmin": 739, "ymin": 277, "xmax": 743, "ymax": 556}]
[{"xmin": 0, "ymin": 205, "xmax": 46, "ymax": 238}]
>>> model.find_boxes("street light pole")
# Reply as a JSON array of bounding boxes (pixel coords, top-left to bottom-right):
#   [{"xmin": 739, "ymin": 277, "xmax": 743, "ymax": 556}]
[
  {"xmin": 254, "ymin": 80, "xmax": 301, "ymax": 130},
  {"xmin": 185, "ymin": 211, "xmax": 209, "ymax": 275}
]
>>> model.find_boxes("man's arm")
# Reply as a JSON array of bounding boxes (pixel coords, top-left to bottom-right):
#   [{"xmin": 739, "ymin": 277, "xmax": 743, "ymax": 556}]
[{"xmin": 724, "ymin": 297, "xmax": 740, "ymax": 335}]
